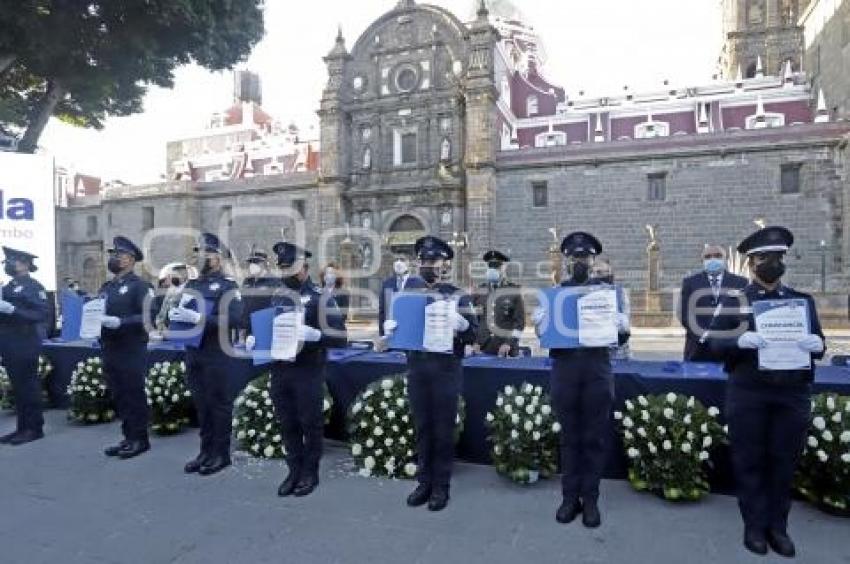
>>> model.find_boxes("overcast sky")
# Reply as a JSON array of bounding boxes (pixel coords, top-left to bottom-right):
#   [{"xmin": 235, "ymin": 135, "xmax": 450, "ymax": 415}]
[{"xmin": 39, "ymin": 0, "xmax": 721, "ymax": 184}]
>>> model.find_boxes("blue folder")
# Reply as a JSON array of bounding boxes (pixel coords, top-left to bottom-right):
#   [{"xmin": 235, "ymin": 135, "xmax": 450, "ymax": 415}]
[
  {"xmin": 250, "ymin": 306, "xmax": 279, "ymax": 366},
  {"xmin": 59, "ymin": 291, "xmax": 85, "ymax": 342},
  {"xmin": 165, "ymin": 298, "xmax": 213, "ymax": 349},
  {"xmin": 539, "ymin": 285, "xmax": 623, "ymax": 350},
  {"xmin": 387, "ymin": 293, "xmax": 429, "ymax": 352}
]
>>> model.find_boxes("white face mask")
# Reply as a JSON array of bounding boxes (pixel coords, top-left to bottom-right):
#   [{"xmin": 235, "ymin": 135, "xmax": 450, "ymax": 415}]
[
  {"xmin": 248, "ymin": 263, "xmax": 263, "ymax": 276},
  {"xmin": 485, "ymin": 268, "xmax": 501, "ymax": 284},
  {"xmin": 324, "ymin": 269, "xmax": 337, "ymax": 287},
  {"xmin": 393, "ymin": 260, "xmax": 408, "ymax": 276}
]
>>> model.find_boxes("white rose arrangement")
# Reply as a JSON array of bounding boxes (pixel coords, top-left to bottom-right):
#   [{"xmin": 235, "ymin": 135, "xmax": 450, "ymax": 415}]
[
  {"xmin": 145, "ymin": 361, "xmax": 193, "ymax": 435},
  {"xmin": 796, "ymin": 393, "xmax": 850, "ymax": 516},
  {"xmin": 233, "ymin": 373, "xmax": 333, "ymax": 459},
  {"xmin": 0, "ymin": 355, "xmax": 53, "ymax": 410},
  {"xmin": 67, "ymin": 357, "xmax": 115, "ymax": 424},
  {"xmin": 614, "ymin": 393, "xmax": 725, "ymax": 501},
  {"xmin": 485, "ymin": 382, "xmax": 558, "ymax": 485},
  {"xmin": 347, "ymin": 374, "xmax": 464, "ymax": 479}
]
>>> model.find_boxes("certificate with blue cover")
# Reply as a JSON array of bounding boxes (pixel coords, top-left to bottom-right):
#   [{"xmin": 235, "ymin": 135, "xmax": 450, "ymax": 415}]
[
  {"xmin": 165, "ymin": 297, "xmax": 213, "ymax": 349},
  {"xmin": 539, "ymin": 285, "xmax": 622, "ymax": 350},
  {"xmin": 59, "ymin": 291, "xmax": 84, "ymax": 341},
  {"xmin": 387, "ymin": 293, "xmax": 429, "ymax": 351},
  {"xmin": 250, "ymin": 306, "xmax": 278, "ymax": 366}
]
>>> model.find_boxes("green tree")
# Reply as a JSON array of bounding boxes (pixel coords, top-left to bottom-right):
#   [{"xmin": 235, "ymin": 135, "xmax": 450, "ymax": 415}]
[{"xmin": 0, "ymin": 1, "xmax": 264, "ymax": 153}]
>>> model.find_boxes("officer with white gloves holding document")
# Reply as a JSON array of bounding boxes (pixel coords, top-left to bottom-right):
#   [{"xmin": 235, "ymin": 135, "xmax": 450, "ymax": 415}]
[
  {"xmin": 383, "ymin": 236, "xmax": 478, "ymax": 512},
  {"xmin": 707, "ymin": 226, "xmax": 825, "ymax": 558},
  {"xmin": 531, "ymin": 232, "xmax": 630, "ymax": 529},
  {"xmin": 246, "ymin": 242, "xmax": 329, "ymax": 498}
]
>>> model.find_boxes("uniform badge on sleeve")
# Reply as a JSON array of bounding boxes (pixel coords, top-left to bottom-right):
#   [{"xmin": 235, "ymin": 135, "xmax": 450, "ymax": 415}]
[
  {"xmin": 300, "ymin": 296, "xmax": 311, "ymax": 305},
  {"xmin": 39, "ymin": 291, "xmax": 47, "ymax": 300}
]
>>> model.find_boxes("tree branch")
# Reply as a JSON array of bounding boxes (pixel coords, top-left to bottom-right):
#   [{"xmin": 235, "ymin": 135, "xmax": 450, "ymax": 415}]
[{"xmin": 17, "ymin": 80, "xmax": 66, "ymax": 153}]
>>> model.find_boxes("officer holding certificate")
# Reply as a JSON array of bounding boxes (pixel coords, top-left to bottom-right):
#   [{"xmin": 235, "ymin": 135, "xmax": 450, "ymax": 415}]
[
  {"xmin": 245, "ymin": 242, "xmax": 328, "ymax": 498},
  {"xmin": 707, "ymin": 226, "xmax": 825, "ymax": 557},
  {"xmin": 240, "ymin": 249, "xmax": 277, "ymax": 340},
  {"xmin": 0, "ymin": 247, "xmax": 48, "ymax": 445},
  {"xmin": 383, "ymin": 236, "xmax": 478, "ymax": 512},
  {"xmin": 532, "ymin": 232, "xmax": 630, "ymax": 528},
  {"xmin": 173, "ymin": 233, "xmax": 243, "ymax": 476},
  {"xmin": 472, "ymin": 250, "xmax": 525, "ymax": 357},
  {"xmin": 99, "ymin": 237, "xmax": 155, "ymax": 459}
]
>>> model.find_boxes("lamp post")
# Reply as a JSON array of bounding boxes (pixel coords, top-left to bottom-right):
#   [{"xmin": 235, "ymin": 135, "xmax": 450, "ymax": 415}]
[
  {"xmin": 816, "ymin": 239, "xmax": 831, "ymax": 294},
  {"xmin": 448, "ymin": 231, "xmax": 469, "ymax": 287}
]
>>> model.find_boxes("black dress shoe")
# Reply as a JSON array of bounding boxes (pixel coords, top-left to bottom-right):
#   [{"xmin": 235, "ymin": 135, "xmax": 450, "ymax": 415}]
[
  {"xmin": 104, "ymin": 441, "xmax": 129, "ymax": 457},
  {"xmin": 406, "ymin": 484, "xmax": 432, "ymax": 507},
  {"xmin": 0, "ymin": 431, "xmax": 19, "ymax": 444},
  {"xmin": 581, "ymin": 499, "xmax": 601, "ymax": 528},
  {"xmin": 767, "ymin": 530, "xmax": 796, "ymax": 558},
  {"xmin": 427, "ymin": 489, "xmax": 449, "ymax": 512},
  {"xmin": 118, "ymin": 440, "xmax": 150, "ymax": 459},
  {"xmin": 293, "ymin": 475, "xmax": 319, "ymax": 497},
  {"xmin": 184, "ymin": 453, "xmax": 209, "ymax": 474},
  {"xmin": 277, "ymin": 470, "xmax": 301, "ymax": 497},
  {"xmin": 744, "ymin": 528, "xmax": 769, "ymax": 556},
  {"xmin": 198, "ymin": 455, "xmax": 231, "ymax": 476},
  {"xmin": 555, "ymin": 498, "xmax": 582, "ymax": 524},
  {"xmin": 8, "ymin": 429, "xmax": 44, "ymax": 446}
]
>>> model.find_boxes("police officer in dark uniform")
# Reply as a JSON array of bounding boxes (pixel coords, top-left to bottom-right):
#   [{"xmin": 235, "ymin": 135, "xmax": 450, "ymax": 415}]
[
  {"xmin": 533, "ymin": 232, "xmax": 630, "ymax": 528},
  {"xmin": 172, "ymin": 233, "xmax": 243, "ymax": 476},
  {"xmin": 100, "ymin": 237, "xmax": 155, "ymax": 459},
  {"xmin": 0, "ymin": 247, "xmax": 49, "ymax": 445},
  {"xmin": 383, "ymin": 236, "xmax": 478, "ymax": 511},
  {"xmin": 240, "ymin": 249, "xmax": 277, "ymax": 339},
  {"xmin": 472, "ymin": 250, "xmax": 525, "ymax": 357},
  {"xmin": 708, "ymin": 227, "xmax": 825, "ymax": 557},
  {"xmin": 246, "ymin": 242, "xmax": 330, "ymax": 497}
]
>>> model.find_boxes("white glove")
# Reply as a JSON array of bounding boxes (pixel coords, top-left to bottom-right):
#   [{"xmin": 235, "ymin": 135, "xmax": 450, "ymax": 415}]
[
  {"xmin": 0, "ymin": 300, "xmax": 14, "ymax": 315},
  {"xmin": 531, "ymin": 307, "xmax": 545, "ymax": 327},
  {"xmin": 797, "ymin": 334, "xmax": 825, "ymax": 354},
  {"xmin": 245, "ymin": 335, "xmax": 256, "ymax": 352},
  {"xmin": 299, "ymin": 325, "xmax": 322, "ymax": 343},
  {"xmin": 168, "ymin": 307, "xmax": 202, "ymax": 324},
  {"xmin": 617, "ymin": 312, "xmax": 630, "ymax": 333},
  {"xmin": 737, "ymin": 331, "xmax": 767, "ymax": 350},
  {"xmin": 101, "ymin": 316, "xmax": 121, "ymax": 329},
  {"xmin": 383, "ymin": 320, "xmax": 398, "ymax": 336},
  {"xmin": 452, "ymin": 311, "xmax": 470, "ymax": 332}
]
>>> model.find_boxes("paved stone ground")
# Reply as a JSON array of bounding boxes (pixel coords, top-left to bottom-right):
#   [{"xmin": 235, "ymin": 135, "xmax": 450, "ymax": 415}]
[{"xmin": 1, "ymin": 411, "xmax": 848, "ymax": 564}]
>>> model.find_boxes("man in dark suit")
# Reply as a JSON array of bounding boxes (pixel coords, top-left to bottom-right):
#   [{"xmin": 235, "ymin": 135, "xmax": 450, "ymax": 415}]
[
  {"xmin": 679, "ymin": 244, "xmax": 748, "ymax": 362},
  {"xmin": 376, "ymin": 252, "xmax": 425, "ymax": 350}
]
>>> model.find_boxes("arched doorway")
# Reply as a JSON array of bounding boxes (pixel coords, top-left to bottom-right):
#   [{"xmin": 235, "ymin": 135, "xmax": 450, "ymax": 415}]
[{"xmin": 386, "ymin": 215, "xmax": 426, "ymax": 256}]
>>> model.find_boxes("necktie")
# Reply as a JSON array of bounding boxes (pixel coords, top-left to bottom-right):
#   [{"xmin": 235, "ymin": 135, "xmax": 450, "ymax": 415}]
[{"xmin": 710, "ymin": 275, "xmax": 720, "ymax": 297}]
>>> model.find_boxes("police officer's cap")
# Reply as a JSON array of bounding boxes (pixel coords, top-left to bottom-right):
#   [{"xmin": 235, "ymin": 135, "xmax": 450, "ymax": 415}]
[
  {"xmin": 247, "ymin": 250, "xmax": 269, "ymax": 264},
  {"xmin": 560, "ymin": 232, "xmax": 602, "ymax": 257},
  {"xmin": 415, "ymin": 236, "xmax": 454, "ymax": 261},
  {"xmin": 2, "ymin": 246, "xmax": 38, "ymax": 272},
  {"xmin": 737, "ymin": 226, "xmax": 794, "ymax": 256},
  {"xmin": 272, "ymin": 242, "xmax": 312, "ymax": 267},
  {"xmin": 193, "ymin": 233, "xmax": 230, "ymax": 258},
  {"xmin": 108, "ymin": 236, "xmax": 144, "ymax": 261},
  {"xmin": 483, "ymin": 250, "xmax": 510, "ymax": 265}
]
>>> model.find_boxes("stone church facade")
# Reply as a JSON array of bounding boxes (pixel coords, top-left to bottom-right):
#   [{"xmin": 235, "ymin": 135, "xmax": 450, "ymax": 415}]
[{"xmin": 57, "ymin": 0, "xmax": 850, "ymax": 322}]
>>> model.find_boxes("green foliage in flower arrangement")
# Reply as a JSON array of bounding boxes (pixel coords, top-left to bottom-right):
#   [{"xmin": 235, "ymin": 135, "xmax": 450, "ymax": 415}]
[
  {"xmin": 67, "ymin": 357, "xmax": 115, "ymax": 424},
  {"xmin": 795, "ymin": 393, "xmax": 850, "ymax": 516},
  {"xmin": 145, "ymin": 360, "xmax": 193, "ymax": 435},
  {"xmin": 614, "ymin": 392, "xmax": 726, "ymax": 502},
  {"xmin": 485, "ymin": 382, "xmax": 559, "ymax": 485},
  {"xmin": 0, "ymin": 355, "xmax": 53, "ymax": 410}
]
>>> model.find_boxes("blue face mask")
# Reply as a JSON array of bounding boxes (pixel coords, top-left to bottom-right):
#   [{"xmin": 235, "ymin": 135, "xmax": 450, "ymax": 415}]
[
  {"xmin": 485, "ymin": 268, "xmax": 501, "ymax": 284},
  {"xmin": 704, "ymin": 259, "xmax": 725, "ymax": 274}
]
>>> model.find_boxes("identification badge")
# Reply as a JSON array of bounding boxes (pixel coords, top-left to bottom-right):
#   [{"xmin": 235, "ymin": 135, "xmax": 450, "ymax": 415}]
[{"xmin": 119, "ymin": 285, "xmax": 128, "ymax": 295}]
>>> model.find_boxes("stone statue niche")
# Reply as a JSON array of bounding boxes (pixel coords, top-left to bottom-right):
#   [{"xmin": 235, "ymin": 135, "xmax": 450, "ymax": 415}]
[{"xmin": 645, "ymin": 224, "xmax": 662, "ymax": 312}]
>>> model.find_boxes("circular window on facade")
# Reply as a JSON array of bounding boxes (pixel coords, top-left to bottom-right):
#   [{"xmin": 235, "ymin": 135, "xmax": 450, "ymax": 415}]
[{"xmin": 395, "ymin": 65, "xmax": 419, "ymax": 93}]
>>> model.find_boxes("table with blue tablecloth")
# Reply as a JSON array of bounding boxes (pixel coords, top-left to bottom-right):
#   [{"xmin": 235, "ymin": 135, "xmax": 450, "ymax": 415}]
[{"xmin": 40, "ymin": 341, "xmax": 850, "ymax": 490}]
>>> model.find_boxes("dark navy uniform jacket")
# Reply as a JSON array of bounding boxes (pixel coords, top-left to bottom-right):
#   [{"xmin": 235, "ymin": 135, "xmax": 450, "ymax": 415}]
[
  {"xmin": 241, "ymin": 275, "xmax": 279, "ymax": 330},
  {"xmin": 268, "ymin": 277, "xmax": 334, "ymax": 362},
  {"xmin": 473, "ymin": 279, "xmax": 525, "ymax": 353},
  {"xmin": 184, "ymin": 271, "xmax": 242, "ymax": 347},
  {"xmin": 548, "ymin": 280, "xmax": 630, "ymax": 359},
  {"xmin": 98, "ymin": 272, "xmax": 154, "ymax": 345},
  {"xmin": 407, "ymin": 282, "xmax": 478, "ymax": 358},
  {"xmin": 709, "ymin": 283, "xmax": 825, "ymax": 387},
  {"xmin": 0, "ymin": 275, "xmax": 49, "ymax": 338}
]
